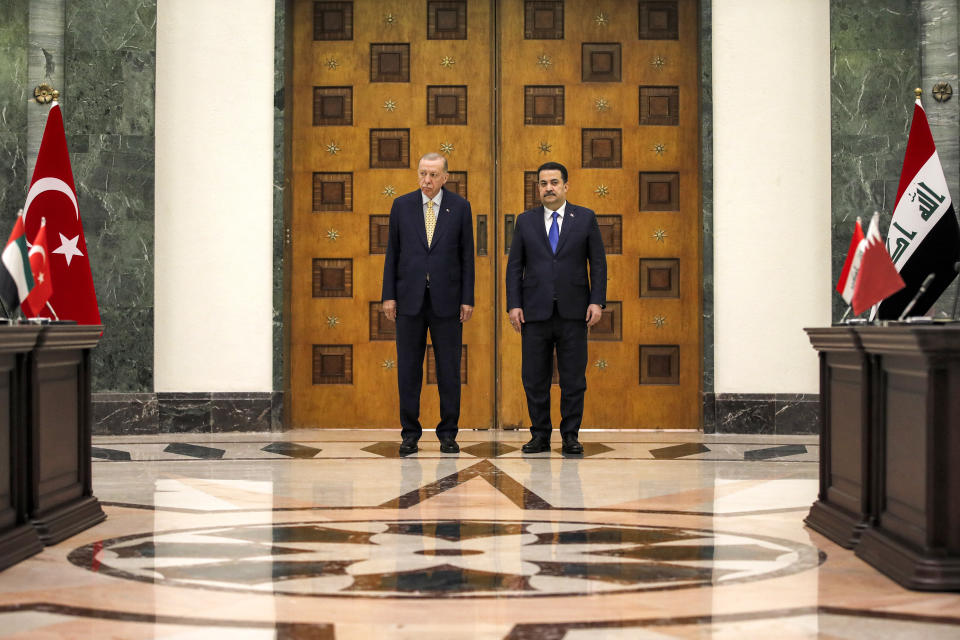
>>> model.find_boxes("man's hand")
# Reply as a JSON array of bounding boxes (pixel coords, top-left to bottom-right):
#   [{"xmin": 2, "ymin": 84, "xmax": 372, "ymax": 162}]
[
  {"xmin": 585, "ymin": 304, "xmax": 603, "ymax": 327},
  {"xmin": 508, "ymin": 308, "xmax": 524, "ymax": 334},
  {"xmin": 460, "ymin": 304, "xmax": 474, "ymax": 323},
  {"xmin": 382, "ymin": 299, "xmax": 397, "ymax": 322}
]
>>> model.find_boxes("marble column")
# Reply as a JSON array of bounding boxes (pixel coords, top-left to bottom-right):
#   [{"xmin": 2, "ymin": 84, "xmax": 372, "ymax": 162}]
[
  {"xmin": 920, "ymin": 0, "xmax": 960, "ymax": 317},
  {"xmin": 27, "ymin": 0, "xmax": 63, "ymax": 180},
  {"xmin": 700, "ymin": 0, "xmax": 714, "ymax": 420}
]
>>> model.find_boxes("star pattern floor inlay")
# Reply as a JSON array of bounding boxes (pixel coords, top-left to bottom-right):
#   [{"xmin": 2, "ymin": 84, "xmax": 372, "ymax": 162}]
[
  {"xmin": 1, "ymin": 429, "xmax": 958, "ymax": 639},
  {"xmin": 68, "ymin": 520, "xmax": 822, "ymax": 598}
]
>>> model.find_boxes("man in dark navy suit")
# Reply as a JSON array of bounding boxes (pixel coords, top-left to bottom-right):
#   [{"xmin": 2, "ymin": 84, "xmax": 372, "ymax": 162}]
[
  {"xmin": 382, "ymin": 153, "xmax": 475, "ymax": 456},
  {"xmin": 506, "ymin": 162, "xmax": 606, "ymax": 454}
]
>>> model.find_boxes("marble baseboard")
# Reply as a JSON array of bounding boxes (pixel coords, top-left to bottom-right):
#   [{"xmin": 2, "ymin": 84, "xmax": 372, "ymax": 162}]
[
  {"xmin": 92, "ymin": 393, "xmax": 158, "ymax": 435},
  {"xmin": 702, "ymin": 393, "xmax": 820, "ymax": 435},
  {"xmin": 93, "ymin": 392, "xmax": 284, "ymax": 435}
]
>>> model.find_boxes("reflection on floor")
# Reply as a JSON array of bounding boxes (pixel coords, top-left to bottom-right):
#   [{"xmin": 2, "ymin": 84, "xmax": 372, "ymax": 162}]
[{"xmin": 1, "ymin": 430, "xmax": 959, "ymax": 639}]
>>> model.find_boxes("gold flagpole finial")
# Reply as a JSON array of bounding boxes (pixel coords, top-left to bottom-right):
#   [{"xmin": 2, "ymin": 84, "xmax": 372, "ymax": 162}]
[{"xmin": 914, "ymin": 87, "xmax": 923, "ymax": 99}]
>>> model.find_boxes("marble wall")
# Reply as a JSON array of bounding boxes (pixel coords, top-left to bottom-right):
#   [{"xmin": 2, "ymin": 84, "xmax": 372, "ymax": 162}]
[
  {"xmin": 275, "ymin": 0, "xmax": 289, "ymax": 400},
  {"xmin": 701, "ymin": 0, "xmax": 714, "ymax": 397},
  {"xmin": 830, "ymin": 0, "xmax": 960, "ymax": 321},
  {"xmin": 7, "ymin": 0, "xmax": 157, "ymax": 391},
  {"xmin": 64, "ymin": 0, "xmax": 156, "ymax": 391},
  {"xmin": 0, "ymin": 0, "xmax": 29, "ymax": 231}
]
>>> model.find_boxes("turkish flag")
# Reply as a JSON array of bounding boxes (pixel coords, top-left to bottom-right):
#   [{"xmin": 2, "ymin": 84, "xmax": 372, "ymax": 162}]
[
  {"xmin": 21, "ymin": 217, "xmax": 52, "ymax": 318},
  {"xmin": 21, "ymin": 103, "xmax": 100, "ymax": 325}
]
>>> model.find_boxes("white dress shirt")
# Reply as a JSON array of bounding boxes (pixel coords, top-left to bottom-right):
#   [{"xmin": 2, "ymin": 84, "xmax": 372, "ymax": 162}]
[
  {"xmin": 422, "ymin": 191, "xmax": 443, "ymax": 218},
  {"xmin": 544, "ymin": 202, "xmax": 566, "ymax": 236}
]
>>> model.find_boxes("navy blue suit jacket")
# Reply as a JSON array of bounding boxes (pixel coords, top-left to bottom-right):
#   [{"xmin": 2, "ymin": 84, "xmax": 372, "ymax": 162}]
[
  {"xmin": 505, "ymin": 203, "xmax": 606, "ymax": 321},
  {"xmin": 382, "ymin": 188, "xmax": 475, "ymax": 317}
]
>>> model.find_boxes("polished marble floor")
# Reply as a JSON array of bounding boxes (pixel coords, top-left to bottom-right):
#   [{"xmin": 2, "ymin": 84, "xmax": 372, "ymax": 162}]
[{"xmin": 2, "ymin": 430, "xmax": 959, "ymax": 638}]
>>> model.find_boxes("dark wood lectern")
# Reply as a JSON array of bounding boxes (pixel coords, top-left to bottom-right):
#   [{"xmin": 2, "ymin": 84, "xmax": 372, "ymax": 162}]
[
  {"xmin": 27, "ymin": 325, "xmax": 105, "ymax": 544},
  {"xmin": 804, "ymin": 327, "xmax": 872, "ymax": 549},
  {"xmin": 807, "ymin": 324, "xmax": 960, "ymax": 591},
  {"xmin": 0, "ymin": 326, "xmax": 44, "ymax": 570},
  {"xmin": 853, "ymin": 325, "xmax": 960, "ymax": 591}
]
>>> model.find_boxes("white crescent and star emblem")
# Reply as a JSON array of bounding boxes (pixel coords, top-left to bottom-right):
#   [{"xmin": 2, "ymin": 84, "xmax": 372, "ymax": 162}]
[
  {"xmin": 52, "ymin": 232, "xmax": 83, "ymax": 266},
  {"xmin": 21, "ymin": 176, "xmax": 80, "ymax": 249}
]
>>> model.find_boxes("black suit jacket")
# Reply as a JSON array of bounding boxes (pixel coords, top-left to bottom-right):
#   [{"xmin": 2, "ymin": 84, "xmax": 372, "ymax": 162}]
[
  {"xmin": 505, "ymin": 203, "xmax": 606, "ymax": 321},
  {"xmin": 382, "ymin": 188, "xmax": 475, "ymax": 317}
]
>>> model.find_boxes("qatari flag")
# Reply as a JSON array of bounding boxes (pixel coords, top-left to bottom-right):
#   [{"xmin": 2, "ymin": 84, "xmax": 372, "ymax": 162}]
[
  {"xmin": 21, "ymin": 103, "xmax": 101, "ymax": 325},
  {"xmin": 878, "ymin": 97, "xmax": 960, "ymax": 319}
]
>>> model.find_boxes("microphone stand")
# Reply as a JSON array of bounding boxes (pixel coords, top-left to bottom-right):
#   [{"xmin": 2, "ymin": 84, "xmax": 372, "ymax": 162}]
[
  {"xmin": 898, "ymin": 273, "xmax": 937, "ymax": 322},
  {"xmin": 953, "ymin": 262, "xmax": 960, "ymax": 321}
]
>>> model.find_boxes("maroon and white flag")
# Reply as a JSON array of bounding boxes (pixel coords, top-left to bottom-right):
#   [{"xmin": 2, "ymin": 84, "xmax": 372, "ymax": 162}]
[
  {"xmin": 878, "ymin": 97, "xmax": 960, "ymax": 319},
  {"xmin": 853, "ymin": 213, "xmax": 905, "ymax": 316}
]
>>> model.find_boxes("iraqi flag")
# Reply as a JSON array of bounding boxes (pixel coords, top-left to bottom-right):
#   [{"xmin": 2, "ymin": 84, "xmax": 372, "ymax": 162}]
[
  {"xmin": 836, "ymin": 217, "xmax": 866, "ymax": 305},
  {"xmin": 21, "ymin": 103, "xmax": 100, "ymax": 325},
  {"xmin": 877, "ymin": 97, "xmax": 960, "ymax": 319},
  {"xmin": 0, "ymin": 211, "xmax": 35, "ymax": 316}
]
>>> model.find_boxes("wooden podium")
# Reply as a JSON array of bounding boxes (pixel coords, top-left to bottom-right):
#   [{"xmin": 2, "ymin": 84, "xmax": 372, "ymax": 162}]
[
  {"xmin": 0, "ymin": 325, "xmax": 44, "ymax": 571},
  {"xmin": 26, "ymin": 324, "xmax": 105, "ymax": 545},
  {"xmin": 806, "ymin": 324, "xmax": 960, "ymax": 591},
  {"xmin": 804, "ymin": 327, "xmax": 873, "ymax": 549},
  {"xmin": 854, "ymin": 325, "xmax": 960, "ymax": 590}
]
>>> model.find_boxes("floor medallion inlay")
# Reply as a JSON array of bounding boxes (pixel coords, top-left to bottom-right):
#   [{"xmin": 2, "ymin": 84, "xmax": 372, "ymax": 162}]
[{"xmin": 68, "ymin": 519, "xmax": 822, "ymax": 598}]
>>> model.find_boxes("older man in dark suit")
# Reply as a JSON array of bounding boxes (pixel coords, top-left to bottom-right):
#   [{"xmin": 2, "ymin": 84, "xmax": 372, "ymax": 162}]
[
  {"xmin": 382, "ymin": 153, "xmax": 474, "ymax": 456},
  {"xmin": 506, "ymin": 162, "xmax": 606, "ymax": 454}
]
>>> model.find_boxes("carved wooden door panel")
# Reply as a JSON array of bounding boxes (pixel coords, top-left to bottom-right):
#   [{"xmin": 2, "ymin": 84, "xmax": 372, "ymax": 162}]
[
  {"xmin": 290, "ymin": 0, "xmax": 496, "ymax": 428},
  {"xmin": 497, "ymin": 0, "xmax": 700, "ymax": 429},
  {"xmin": 290, "ymin": 0, "xmax": 700, "ymax": 429}
]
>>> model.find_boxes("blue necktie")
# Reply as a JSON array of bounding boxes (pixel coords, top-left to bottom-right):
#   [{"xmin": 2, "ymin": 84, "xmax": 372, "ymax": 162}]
[{"xmin": 549, "ymin": 211, "xmax": 559, "ymax": 254}]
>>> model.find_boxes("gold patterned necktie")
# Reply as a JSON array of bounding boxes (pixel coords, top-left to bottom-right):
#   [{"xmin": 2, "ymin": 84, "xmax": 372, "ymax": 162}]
[{"xmin": 425, "ymin": 199, "xmax": 437, "ymax": 246}]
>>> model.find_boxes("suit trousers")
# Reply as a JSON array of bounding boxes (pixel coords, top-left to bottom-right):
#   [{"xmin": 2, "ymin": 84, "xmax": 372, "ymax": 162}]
[
  {"xmin": 395, "ymin": 287, "xmax": 462, "ymax": 441},
  {"xmin": 521, "ymin": 304, "xmax": 588, "ymax": 438}
]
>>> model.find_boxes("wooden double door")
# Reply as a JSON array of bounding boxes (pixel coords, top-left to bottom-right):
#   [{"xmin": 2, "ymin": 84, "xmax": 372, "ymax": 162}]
[{"xmin": 289, "ymin": 0, "xmax": 701, "ymax": 429}]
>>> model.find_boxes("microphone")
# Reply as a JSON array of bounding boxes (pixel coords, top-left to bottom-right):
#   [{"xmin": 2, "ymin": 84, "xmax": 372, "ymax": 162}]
[{"xmin": 898, "ymin": 273, "xmax": 936, "ymax": 321}]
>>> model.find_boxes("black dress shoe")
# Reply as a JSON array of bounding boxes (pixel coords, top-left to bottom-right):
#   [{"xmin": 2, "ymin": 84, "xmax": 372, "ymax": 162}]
[
  {"xmin": 398, "ymin": 438, "xmax": 418, "ymax": 456},
  {"xmin": 439, "ymin": 437, "xmax": 459, "ymax": 453},
  {"xmin": 561, "ymin": 434, "xmax": 584, "ymax": 454},
  {"xmin": 522, "ymin": 435, "xmax": 551, "ymax": 453}
]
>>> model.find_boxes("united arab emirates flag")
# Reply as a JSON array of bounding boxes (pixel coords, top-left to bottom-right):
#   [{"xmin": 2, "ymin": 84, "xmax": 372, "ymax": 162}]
[
  {"xmin": 878, "ymin": 97, "xmax": 960, "ymax": 319},
  {"xmin": 0, "ymin": 211, "xmax": 35, "ymax": 316}
]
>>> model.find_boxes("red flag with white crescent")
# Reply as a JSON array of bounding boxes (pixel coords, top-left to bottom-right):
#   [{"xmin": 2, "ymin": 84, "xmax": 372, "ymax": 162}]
[
  {"xmin": 21, "ymin": 217, "xmax": 53, "ymax": 318},
  {"xmin": 21, "ymin": 103, "xmax": 100, "ymax": 325}
]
